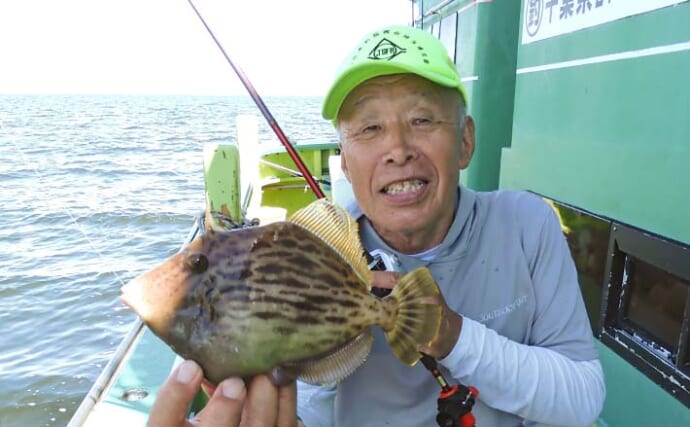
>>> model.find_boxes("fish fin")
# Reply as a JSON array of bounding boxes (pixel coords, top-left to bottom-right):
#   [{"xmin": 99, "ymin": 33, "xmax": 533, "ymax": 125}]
[
  {"xmin": 287, "ymin": 329, "xmax": 374, "ymax": 386},
  {"xmin": 288, "ymin": 199, "xmax": 370, "ymax": 285},
  {"xmin": 385, "ymin": 267, "xmax": 442, "ymax": 366}
]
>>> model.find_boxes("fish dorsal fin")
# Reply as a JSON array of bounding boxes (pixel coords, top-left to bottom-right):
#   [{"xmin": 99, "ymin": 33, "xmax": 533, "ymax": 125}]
[{"xmin": 288, "ymin": 199, "xmax": 370, "ymax": 285}]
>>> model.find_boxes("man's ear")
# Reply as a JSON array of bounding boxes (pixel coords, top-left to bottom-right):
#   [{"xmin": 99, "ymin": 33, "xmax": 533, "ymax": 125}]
[
  {"xmin": 339, "ymin": 144, "xmax": 352, "ymax": 182},
  {"xmin": 459, "ymin": 116, "xmax": 476, "ymax": 170}
]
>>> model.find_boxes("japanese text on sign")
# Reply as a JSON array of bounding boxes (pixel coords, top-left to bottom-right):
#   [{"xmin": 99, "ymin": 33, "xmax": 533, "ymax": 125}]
[{"xmin": 523, "ymin": 0, "xmax": 688, "ymax": 44}]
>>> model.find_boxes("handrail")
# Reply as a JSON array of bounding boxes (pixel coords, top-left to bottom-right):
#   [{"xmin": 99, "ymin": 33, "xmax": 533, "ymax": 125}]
[{"xmin": 66, "ymin": 320, "xmax": 146, "ymax": 427}]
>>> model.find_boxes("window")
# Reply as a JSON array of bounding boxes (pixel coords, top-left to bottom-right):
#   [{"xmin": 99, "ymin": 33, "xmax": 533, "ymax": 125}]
[
  {"xmin": 439, "ymin": 12, "xmax": 458, "ymax": 63},
  {"xmin": 602, "ymin": 223, "xmax": 690, "ymax": 403},
  {"xmin": 623, "ymin": 257, "xmax": 687, "ymax": 353},
  {"xmin": 543, "ymin": 196, "xmax": 690, "ymax": 406},
  {"xmin": 430, "ymin": 22, "xmax": 440, "ymax": 38}
]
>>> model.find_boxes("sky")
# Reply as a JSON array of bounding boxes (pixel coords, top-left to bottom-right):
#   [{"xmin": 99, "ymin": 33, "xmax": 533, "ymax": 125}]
[{"xmin": 0, "ymin": 0, "xmax": 414, "ymax": 96}]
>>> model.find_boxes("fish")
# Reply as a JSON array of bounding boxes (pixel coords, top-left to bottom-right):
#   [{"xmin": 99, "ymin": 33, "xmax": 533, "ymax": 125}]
[{"xmin": 120, "ymin": 198, "xmax": 442, "ymax": 386}]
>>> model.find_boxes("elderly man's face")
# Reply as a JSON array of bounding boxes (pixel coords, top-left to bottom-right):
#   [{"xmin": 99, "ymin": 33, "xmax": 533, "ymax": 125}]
[{"xmin": 337, "ymin": 74, "xmax": 474, "ymax": 253}]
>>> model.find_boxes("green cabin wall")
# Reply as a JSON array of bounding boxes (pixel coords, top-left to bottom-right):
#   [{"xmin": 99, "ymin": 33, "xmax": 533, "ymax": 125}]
[
  {"xmin": 500, "ymin": 3, "xmax": 690, "ymax": 244},
  {"xmin": 457, "ymin": 0, "xmax": 521, "ymax": 191},
  {"xmin": 597, "ymin": 342, "xmax": 690, "ymax": 426}
]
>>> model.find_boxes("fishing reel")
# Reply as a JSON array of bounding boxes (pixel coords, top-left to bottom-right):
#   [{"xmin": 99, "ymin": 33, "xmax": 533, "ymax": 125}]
[
  {"xmin": 420, "ymin": 355, "xmax": 478, "ymax": 427},
  {"xmin": 366, "ymin": 249, "xmax": 478, "ymax": 427},
  {"xmin": 367, "ymin": 249, "xmax": 402, "ymax": 297}
]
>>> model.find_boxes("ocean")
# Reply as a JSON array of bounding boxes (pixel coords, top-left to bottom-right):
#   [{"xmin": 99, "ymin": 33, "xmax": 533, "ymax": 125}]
[{"xmin": 0, "ymin": 94, "xmax": 335, "ymax": 427}]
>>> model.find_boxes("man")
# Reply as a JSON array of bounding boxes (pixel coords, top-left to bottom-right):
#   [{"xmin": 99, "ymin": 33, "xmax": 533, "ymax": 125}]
[{"xmin": 148, "ymin": 25, "xmax": 605, "ymax": 426}]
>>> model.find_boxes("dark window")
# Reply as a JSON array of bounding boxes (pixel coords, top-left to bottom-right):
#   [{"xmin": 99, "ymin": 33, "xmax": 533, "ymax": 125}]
[
  {"xmin": 542, "ymin": 195, "xmax": 690, "ymax": 407},
  {"xmin": 602, "ymin": 223, "xmax": 690, "ymax": 405},
  {"xmin": 623, "ymin": 257, "xmax": 687, "ymax": 352}
]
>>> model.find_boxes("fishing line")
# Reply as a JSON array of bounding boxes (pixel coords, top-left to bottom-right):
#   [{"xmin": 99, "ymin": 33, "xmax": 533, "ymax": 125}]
[
  {"xmin": 259, "ymin": 159, "xmax": 332, "ymax": 187},
  {"xmin": 13, "ymin": 143, "xmax": 127, "ymax": 288},
  {"xmin": 186, "ymin": 0, "xmax": 326, "ymax": 199}
]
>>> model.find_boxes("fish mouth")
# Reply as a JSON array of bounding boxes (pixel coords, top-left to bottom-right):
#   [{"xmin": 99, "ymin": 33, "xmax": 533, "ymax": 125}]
[
  {"xmin": 119, "ymin": 274, "xmax": 177, "ymax": 336},
  {"xmin": 380, "ymin": 178, "xmax": 428, "ymax": 195}
]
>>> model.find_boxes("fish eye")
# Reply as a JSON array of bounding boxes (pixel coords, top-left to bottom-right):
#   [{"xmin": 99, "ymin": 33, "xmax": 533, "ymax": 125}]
[{"xmin": 185, "ymin": 253, "xmax": 208, "ymax": 274}]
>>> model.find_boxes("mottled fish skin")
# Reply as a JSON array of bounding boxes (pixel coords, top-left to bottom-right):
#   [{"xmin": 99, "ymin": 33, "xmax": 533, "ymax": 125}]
[{"xmin": 122, "ymin": 221, "xmax": 396, "ymax": 384}]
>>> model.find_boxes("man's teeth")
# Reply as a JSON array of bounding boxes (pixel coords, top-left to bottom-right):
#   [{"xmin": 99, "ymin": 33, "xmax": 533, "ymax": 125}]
[{"xmin": 384, "ymin": 180, "xmax": 425, "ymax": 194}]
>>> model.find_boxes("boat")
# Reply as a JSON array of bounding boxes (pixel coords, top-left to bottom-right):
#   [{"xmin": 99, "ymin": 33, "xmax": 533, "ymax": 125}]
[{"xmin": 68, "ymin": 0, "xmax": 690, "ymax": 425}]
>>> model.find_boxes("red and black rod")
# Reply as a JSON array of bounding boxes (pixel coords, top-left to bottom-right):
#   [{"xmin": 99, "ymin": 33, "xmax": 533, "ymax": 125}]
[
  {"xmin": 187, "ymin": 0, "xmax": 326, "ymax": 199},
  {"xmin": 188, "ymin": 4, "xmax": 477, "ymax": 424}
]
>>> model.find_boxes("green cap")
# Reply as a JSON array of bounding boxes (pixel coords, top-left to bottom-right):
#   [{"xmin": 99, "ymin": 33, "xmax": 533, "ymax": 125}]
[{"xmin": 322, "ymin": 25, "xmax": 467, "ymax": 122}]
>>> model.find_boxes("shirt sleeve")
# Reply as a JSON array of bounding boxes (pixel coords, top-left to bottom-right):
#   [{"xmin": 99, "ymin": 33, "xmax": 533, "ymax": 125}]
[
  {"xmin": 523, "ymin": 198, "xmax": 599, "ymax": 361},
  {"xmin": 439, "ymin": 196, "xmax": 605, "ymax": 426},
  {"xmin": 440, "ymin": 317, "xmax": 605, "ymax": 426}
]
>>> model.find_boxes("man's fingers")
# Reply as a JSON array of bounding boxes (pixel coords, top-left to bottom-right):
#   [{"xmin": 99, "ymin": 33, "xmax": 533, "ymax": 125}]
[
  {"xmin": 150, "ymin": 363, "xmax": 297, "ymax": 427},
  {"xmin": 241, "ymin": 375, "xmax": 279, "ymax": 427},
  {"xmin": 148, "ymin": 360, "xmax": 202, "ymax": 427},
  {"xmin": 194, "ymin": 377, "xmax": 246, "ymax": 427},
  {"xmin": 276, "ymin": 380, "xmax": 297, "ymax": 427}
]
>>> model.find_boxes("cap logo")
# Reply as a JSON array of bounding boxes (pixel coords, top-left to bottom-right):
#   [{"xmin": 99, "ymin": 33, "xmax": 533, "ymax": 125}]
[{"xmin": 367, "ymin": 38, "xmax": 405, "ymax": 61}]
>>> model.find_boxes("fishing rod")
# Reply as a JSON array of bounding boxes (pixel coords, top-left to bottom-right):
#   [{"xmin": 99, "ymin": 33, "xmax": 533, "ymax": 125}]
[
  {"xmin": 187, "ymin": 0, "xmax": 325, "ymax": 199},
  {"xmin": 188, "ymin": 2, "xmax": 476, "ymax": 424}
]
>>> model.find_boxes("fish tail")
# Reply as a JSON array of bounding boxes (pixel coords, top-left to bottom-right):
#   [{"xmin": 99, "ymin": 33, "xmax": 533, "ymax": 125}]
[{"xmin": 384, "ymin": 267, "xmax": 442, "ymax": 366}]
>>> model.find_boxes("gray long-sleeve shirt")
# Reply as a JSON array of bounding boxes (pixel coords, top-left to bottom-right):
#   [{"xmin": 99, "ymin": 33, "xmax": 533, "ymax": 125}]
[{"xmin": 298, "ymin": 187, "xmax": 605, "ymax": 426}]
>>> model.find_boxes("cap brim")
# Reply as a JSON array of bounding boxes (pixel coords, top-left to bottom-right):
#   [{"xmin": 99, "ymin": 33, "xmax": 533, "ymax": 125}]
[{"xmin": 322, "ymin": 61, "xmax": 467, "ymax": 121}]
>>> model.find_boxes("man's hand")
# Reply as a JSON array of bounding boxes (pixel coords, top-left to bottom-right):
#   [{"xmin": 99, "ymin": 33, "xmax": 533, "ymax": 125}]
[
  {"xmin": 371, "ymin": 270, "xmax": 462, "ymax": 360},
  {"xmin": 148, "ymin": 359, "xmax": 298, "ymax": 427}
]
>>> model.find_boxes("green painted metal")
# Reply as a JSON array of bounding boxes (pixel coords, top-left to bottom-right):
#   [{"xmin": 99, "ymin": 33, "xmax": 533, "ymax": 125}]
[
  {"xmin": 501, "ymin": 2, "xmax": 690, "ymax": 244},
  {"xmin": 516, "ymin": 5, "xmax": 690, "ymax": 69},
  {"xmin": 203, "ymin": 144, "xmax": 241, "ymax": 225},
  {"xmin": 597, "ymin": 341, "xmax": 690, "ymax": 426},
  {"xmin": 99, "ymin": 328, "xmax": 176, "ymax": 415},
  {"xmin": 78, "ymin": 327, "xmax": 178, "ymax": 426},
  {"xmin": 258, "ymin": 143, "xmax": 338, "ymax": 217},
  {"xmin": 258, "ymin": 141, "xmax": 338, "ymax": 182},
  {"xmin": 459, "ymin": 0, "xmax": 521, "ymax": 192}
]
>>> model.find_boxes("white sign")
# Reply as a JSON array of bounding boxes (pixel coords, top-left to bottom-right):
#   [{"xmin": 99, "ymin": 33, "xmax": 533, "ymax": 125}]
[{"xmin": 522, "ymin": 0, "xmax": 689, "ymax": 44}]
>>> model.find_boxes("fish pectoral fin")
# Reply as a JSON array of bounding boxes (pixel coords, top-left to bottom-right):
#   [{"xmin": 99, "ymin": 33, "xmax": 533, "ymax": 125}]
[
  {"xmin": 287, "ymin": 199, "xmax": 371, "ymax": 285},
  {"xmin": 385, "ymin": 267, "xmax": 442, "ymax": 366},
  {"xmin": 286, "ymin": 329, "xmax": 374, "ymax": 386}
]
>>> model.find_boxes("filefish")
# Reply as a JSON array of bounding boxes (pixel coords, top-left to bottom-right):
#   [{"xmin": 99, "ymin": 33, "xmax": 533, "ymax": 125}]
[{"xmin": 120, "ymin": 199, "xmax": 441, "ymax": 385}]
